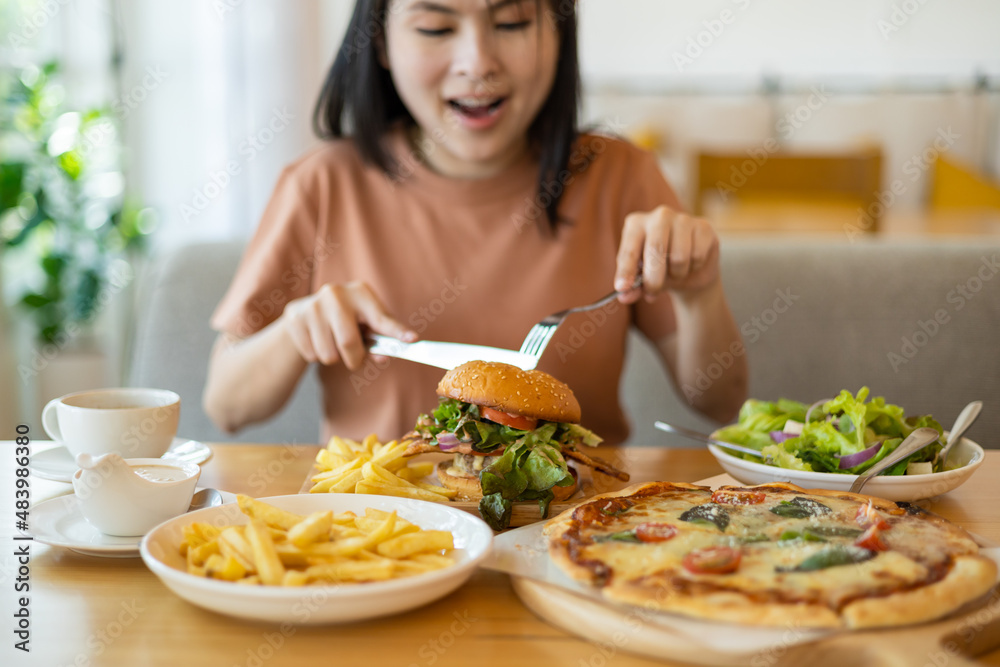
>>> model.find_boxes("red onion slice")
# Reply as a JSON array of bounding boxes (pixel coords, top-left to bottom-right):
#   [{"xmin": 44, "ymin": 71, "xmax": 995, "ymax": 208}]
[
  {"xmin": 436, "ymin": 432, "xmax": 460, "ymax": 451},
  {"xmin": 837, "ymin": 441, "xmax": 882, "ymax": 469},
  {"xmin": 770, "ymin": 431, "xmax": 796, "ymax": 444}
]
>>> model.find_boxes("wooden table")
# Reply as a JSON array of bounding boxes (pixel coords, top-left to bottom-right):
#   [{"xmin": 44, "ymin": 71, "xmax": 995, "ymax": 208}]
[{"xmin": 9, "ymin": 442, "xmax": 1000, "ymax": 667}]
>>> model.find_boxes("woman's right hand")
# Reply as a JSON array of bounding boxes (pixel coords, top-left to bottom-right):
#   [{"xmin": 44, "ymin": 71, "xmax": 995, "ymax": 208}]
[{"xmin": 280, "ymin": 281, "xmax": 417, "ymax": 370}]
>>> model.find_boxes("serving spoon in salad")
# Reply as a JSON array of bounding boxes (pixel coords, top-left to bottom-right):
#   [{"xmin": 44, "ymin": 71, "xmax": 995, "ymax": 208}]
[
  {"xmin": 849, "ymin": 427, "xmax": 941, "ymax": 494},
  {"xmin": 933, "ymin": 401, "xmax": 983, "ymax": 473}
]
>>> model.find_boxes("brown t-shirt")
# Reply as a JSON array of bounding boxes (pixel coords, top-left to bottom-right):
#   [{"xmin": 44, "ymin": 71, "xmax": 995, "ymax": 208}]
[{"xmin": 211, "ymin": 128, "xmax": 682, "ymax": 445}]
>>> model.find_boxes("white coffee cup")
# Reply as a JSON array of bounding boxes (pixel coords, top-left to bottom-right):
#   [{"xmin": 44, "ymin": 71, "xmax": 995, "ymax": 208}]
[{"xmin": 42, "ymin": 388, "xmax": 181, "ymax": 459}]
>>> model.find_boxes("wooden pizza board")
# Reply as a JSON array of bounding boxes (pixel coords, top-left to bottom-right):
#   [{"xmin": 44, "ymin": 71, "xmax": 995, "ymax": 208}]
[
  {"xmin": 510, "ymin": 473, "xmax": 1000, "ymax": 666},
  {"xmin": 297, "ymin": 453, "xmax": 598, "ymax": 529}
]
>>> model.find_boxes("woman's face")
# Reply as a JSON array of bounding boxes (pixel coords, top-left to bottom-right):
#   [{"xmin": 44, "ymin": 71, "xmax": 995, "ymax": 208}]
[{"xmin": 385, "ymin": 0, "xmax": 559, "ymax": 178}]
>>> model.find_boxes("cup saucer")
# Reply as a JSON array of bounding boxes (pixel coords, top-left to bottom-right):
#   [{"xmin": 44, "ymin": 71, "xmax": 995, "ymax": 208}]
[
  {"xmin": 30, "ymin": 488, "xmax": 236, "ymax": 558},
  {"xmin": 29, "ymin": 437, "xmax": 213, "ymax": 483}
]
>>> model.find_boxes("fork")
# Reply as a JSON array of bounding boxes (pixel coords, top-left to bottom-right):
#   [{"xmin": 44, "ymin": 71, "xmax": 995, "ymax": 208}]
[{"xmin": 517, "ymin": 277, "xmax": 643, "ymax": 362}]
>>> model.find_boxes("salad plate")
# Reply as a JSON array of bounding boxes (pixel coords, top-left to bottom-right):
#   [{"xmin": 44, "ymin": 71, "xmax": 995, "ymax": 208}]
[
  {"xmin": 709, "ymin": 433, "xmax": 985, "ymax": 502},
  {"xmin": 704, "ymin": 388, "xmax": 986, "ymax": 501}
]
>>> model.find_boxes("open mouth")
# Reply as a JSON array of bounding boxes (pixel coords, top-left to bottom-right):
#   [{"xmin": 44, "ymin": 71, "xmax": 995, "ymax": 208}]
[{"xmin": 448, "ymin": 97, "xmax": 506, "ymax": 120}]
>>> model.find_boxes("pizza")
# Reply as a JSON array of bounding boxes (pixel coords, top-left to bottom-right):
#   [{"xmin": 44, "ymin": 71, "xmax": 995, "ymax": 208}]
[{"xmin": 545, "ymin": 482, "xmax": 997, "ymax": 628}]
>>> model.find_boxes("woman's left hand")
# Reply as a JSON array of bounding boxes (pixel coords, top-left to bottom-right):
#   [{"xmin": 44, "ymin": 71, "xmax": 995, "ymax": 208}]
[{"xmin": 613, "ymin": 205, "xmax": 720, "ymax": 303}]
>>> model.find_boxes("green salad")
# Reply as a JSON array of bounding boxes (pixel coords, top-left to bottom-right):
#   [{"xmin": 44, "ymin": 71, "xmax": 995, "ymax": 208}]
[{"xmin": 712, "ymin": 387, "xmax": 946, "ymax": 475}]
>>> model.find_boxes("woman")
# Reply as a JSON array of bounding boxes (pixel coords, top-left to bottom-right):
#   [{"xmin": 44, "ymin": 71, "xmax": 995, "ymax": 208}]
[{"xmin": 203, "ymin": 0, "xmax": 747, "ymax": 445}]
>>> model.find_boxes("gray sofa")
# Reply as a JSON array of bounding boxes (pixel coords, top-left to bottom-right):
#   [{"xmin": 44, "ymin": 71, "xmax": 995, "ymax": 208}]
[{"xmin": 128, "ymin": 239, "xmax": 999, "ymax": 448}]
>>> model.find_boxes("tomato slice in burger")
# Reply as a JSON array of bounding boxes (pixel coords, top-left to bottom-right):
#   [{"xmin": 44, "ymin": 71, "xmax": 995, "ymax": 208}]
[
  {"xmin": 711, "ymin": 490, "xmax": 766, "ymax": 505},
  {"xmin": 635, "ymin": 522, "xmax": 678, "ymax": 543},
  {"xmin": 682, "ymin": 546, "xmax": 742, "ymax": 575},
  {"xmin": 480, "ymin": 406, "xmax": 538, "ymax": 431}
]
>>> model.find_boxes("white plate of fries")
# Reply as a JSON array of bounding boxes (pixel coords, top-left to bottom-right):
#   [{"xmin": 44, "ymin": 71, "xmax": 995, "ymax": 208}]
[{"xmin": 140, "ymin": 493, "xmax": 493, "ymax": 624}]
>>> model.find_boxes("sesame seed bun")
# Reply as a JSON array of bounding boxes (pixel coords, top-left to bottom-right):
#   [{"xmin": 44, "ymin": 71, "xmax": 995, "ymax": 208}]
[{"xmin": 436, "ymin": 361, "xmax": 582, "ymax": 423}]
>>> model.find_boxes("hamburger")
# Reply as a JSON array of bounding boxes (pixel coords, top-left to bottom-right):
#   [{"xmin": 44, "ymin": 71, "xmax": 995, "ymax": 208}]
[{"xmin": 405, "ymin": 360, "xmax": 629, "ymax": 529}]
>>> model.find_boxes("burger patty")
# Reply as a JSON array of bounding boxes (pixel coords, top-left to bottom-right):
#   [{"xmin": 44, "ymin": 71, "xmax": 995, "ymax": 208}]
[{"xmin": 451, "ymin": 452, "xmax": 500, "ymax": 477}]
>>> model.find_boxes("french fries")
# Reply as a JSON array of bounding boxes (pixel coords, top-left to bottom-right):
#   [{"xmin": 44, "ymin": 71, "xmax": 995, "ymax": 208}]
[
  {"xmin": 178, "ymin": 494, "xmax": 455, "ymax": 586},
  {"xmin": 309, "ymin": 434, "xmax": 457, "ymax": 502}
]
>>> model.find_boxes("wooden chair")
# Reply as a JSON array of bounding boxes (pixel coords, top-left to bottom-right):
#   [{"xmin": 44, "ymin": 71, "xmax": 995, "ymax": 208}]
[{"xmin": 693, "ymin": 148, "xmax": 883, "ymax": 233}]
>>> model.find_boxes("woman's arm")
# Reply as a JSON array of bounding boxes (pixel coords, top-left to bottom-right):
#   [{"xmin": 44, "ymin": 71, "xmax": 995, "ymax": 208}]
[
  {"xmin": 653, "ymin": 281, "xmax": 747, "ymax": 423},
  {"xmin": 614, "ymin": 205, "xmax": 747, "ymax": 423},
  {"xmin": 202, "ymin": 322, "xmax": 309, "ymax": 433},
  {"xmin": 203, "ymin": 281, "xmax": 417, "ymax": 433}
]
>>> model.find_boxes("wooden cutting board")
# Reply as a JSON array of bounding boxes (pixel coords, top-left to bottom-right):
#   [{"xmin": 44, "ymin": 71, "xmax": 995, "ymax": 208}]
[
  {"xmin": 297, "ymin": 454, "xmax": 598, "ymax": 528},
  {"xmin": 513, "ymin": 577, "xmax": 1000, "ymax": 666},
  {"xmin": 511, "ymin": 473, "xmax": 1000, "ymax": 666}
]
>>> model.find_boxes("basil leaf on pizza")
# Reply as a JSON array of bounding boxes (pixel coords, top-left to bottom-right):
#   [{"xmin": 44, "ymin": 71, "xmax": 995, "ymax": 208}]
[
  {"xmin": 769, "ymin": 496, "xmax": 832, "ymax": 518},
  {"xmin": 678, "ymin": 504, "xmax": 730, "ymax": 531},
  {"xmin": 778, "ymin": 545, "xmax": 877, "ymax": 572}
]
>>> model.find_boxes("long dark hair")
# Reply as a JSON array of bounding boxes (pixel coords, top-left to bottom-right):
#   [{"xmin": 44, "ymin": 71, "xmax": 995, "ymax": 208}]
[{"xmin": 313, "ymin": 0, "xmax": 580, "ymax": 233}]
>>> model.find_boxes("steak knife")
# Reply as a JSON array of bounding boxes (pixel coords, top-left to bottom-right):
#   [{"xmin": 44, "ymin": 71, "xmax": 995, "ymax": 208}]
[{"xmin": 366, "ymin": 334, "xmax": 538, "ymax": 370}]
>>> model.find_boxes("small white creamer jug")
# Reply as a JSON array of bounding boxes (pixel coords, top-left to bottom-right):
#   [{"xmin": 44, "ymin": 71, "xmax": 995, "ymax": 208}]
[{"xmin": 72, "ymin": 452, "xmax": 200, "ymax": 536}]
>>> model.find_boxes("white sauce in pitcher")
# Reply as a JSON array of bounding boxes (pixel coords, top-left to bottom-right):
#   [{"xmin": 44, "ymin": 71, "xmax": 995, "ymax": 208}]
[{"xmin": 130, "ymin": 464, "xmax": 190, "ymax": 483}]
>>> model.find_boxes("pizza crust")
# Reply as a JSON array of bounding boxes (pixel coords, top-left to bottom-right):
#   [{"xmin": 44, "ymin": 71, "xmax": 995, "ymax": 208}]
[
  {"xmin": 605, "ymin": 583, "xmax": 842, "ymax": 627},
  {"xmin": 841, "ymin": 555, "xmax": 997, "ymax": 629},
  {"xmin": 602, "ymin": 555, "xmax": 998, "ymax": 629}
]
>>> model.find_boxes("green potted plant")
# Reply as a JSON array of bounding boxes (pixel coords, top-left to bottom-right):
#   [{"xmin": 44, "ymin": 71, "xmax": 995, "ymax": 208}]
[{"xmin": 0, "ymin": 61, "xmax": 149, "ymax": 349}]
